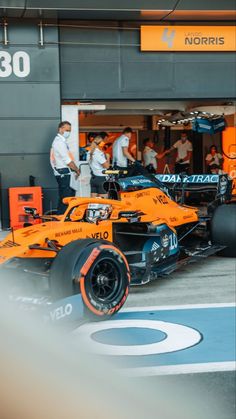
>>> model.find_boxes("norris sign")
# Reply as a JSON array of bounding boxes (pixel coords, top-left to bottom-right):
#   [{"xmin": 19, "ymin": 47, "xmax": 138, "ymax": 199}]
[{"xmin": 141, "ymin": 26, "xmax": 236, "ymax": 51}]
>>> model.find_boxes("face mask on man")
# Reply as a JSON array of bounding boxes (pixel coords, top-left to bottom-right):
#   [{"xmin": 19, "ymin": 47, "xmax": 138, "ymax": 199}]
[{"xmin": 63, "ymin": 131, "xmax": 71, "ymax": 139}]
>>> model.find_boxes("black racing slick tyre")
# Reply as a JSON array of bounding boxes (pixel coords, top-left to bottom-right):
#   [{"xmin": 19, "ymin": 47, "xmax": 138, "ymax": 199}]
[
  {"xmin": 49, "ymin": 239, "xmax": 130, "ymax": 319},
  {"xmin": 211, "ymin": 204, "xmax": 236, "ymax": 257}
]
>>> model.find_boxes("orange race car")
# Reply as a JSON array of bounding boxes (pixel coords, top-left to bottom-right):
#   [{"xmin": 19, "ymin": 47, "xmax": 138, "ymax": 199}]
[{"xmin": 0, "ymin": 169, "xmax": 235, "ymax": 322}]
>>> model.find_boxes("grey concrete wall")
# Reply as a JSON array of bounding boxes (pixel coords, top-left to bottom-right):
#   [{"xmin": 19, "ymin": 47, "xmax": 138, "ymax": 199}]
[
  {"xmin": 60, "ymin": 26, "xmax": 236, "ymax": 100},
  {"xmin": 0, "ymin": 21, "xmax": 60, "ymax": 227}
]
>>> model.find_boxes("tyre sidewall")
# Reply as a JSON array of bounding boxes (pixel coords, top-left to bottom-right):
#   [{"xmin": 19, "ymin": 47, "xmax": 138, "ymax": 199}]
[
  {"xmin": 50, "ymin": 239, "xmax": 106, "ymax": 299},
  {"xmin": 50, "ymin": 239, "xmax": 130, "ymax": 317},
  {"xmin": 74, "ymin": 244, "xmax": 130, "ymax": 316}
]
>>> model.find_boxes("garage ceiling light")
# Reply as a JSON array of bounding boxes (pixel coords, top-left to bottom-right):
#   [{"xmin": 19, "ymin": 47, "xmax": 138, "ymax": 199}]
[{"xmin": 77, "ymin": 104, "xmax": 106, "ymax": 111}]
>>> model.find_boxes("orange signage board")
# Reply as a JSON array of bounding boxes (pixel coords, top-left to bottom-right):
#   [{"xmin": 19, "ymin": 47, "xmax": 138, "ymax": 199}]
[{"xmin": 141, "ymin": 26, "xmax": 236, "ymax": 51}]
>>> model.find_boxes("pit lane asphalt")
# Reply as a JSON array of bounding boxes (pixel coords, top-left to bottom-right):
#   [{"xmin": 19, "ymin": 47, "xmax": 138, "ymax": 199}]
[
  {"xmin": 125, "ymin": 255, "xmax": 236, "ymax": 419},
  {"xmin": 127, "ymin": 256, "xmax": 236, "ymax": 307}
]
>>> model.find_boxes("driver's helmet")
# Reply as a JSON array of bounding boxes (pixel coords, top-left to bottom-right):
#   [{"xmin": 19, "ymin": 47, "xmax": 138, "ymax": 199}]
[{"xmin": 86, "ymin": 203, "xmax": 112, "ymax": 223}]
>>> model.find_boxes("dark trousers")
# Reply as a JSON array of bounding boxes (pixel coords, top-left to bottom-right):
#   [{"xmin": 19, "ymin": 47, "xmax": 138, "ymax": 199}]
[
  {"xmin": 55, "ymin": 175, "xmax": 75, "ymax": 215},
  {"xmin": 175, "ymin": 162, "xmax": 190, "ymax": 175}
]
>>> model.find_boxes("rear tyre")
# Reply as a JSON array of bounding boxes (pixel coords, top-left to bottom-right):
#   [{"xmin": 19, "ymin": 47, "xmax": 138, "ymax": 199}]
[
  {"xmin": 50, "ymin": 239, "xmax": 130, "ymax": 319},
  {"xmin": 211, "ymin": 204, "xmax": 236, "ymax": 257}
]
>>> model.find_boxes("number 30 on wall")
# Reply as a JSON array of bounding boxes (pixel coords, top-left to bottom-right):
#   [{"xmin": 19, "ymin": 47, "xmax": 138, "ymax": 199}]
[{"xmin": 0, "ymin": 51, "xmax": 30, "ymax": 78}]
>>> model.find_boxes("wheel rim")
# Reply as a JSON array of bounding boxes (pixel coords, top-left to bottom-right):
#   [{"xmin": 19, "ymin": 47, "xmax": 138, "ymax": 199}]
[{"xmin": 89, "ymin": 257, "xmax": 122, "ymax": 302}]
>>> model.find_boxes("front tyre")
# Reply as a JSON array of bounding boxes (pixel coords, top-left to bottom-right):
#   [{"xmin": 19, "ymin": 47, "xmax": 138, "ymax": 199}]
[
  {"xmin": 79, "ymin": 244, "xmax": 130, "ymax": 317},
  {"xmin": 50, "ymin": 239, "xmax": 130, "ymax": 319}
]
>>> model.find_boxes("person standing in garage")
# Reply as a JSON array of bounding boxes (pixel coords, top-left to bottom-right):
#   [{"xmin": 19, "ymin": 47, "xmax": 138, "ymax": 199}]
[
  {"xmin": 112, "ymin": 127, "xmax": 136, "ymax": 169},
  {"xmin": 205, "ymin": 145, "xmax": 223, "ymax": 173},
  {"xmin": 142, "ymin": 138, "xmax": 167, "ymax": 173},
  {"xmin": 50, "ymin": 121, "xmax": 80, "ymax": 214},
  {"xmin": 87, "ymin": 134, "xmax": 110, "ymax": 198},
  {"xmin": 166, "ymin": 131, "xmax": 193, "ymax": 174}
]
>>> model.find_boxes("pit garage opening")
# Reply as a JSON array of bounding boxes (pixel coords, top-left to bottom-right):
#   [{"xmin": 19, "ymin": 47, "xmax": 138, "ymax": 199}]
[{"xmin": 62, "ymin": 101, "xmax": 236, "ymax": 182}]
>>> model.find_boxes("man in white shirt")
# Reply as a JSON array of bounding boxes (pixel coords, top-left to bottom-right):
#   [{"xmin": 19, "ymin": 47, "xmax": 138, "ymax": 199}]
[
  {"xmin": 112, "ymin": 127, "xmax": 136, "ymax": 169},
  {"xmin": 50, "ymin": 121, "xmax": 80, "ymax": 214},
  {"xmin": 142, "ymin": 138, "xmax": 166, "ymax": 173},
  {"xmin": 87, "ymin": 135, "xmax": 110, "ymax": 197},
  {"xmin": 166, "ymin": 131, "xmax": 193, "ymax": 174}
]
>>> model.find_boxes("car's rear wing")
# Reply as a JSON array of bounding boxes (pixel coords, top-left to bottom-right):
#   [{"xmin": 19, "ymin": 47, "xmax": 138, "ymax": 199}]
[
  {"xmin": 155, "ymin": 173, "xmax": 232, "ymax": 200},
  {"xmin": 116, "ymin": 173, "xmax": 232, "ymax": 202}
]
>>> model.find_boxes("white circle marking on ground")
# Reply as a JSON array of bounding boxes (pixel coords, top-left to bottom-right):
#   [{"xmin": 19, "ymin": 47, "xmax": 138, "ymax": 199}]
[{"xmin": 74, "ymin": 319, "xmax": 201, "ymax": 356}]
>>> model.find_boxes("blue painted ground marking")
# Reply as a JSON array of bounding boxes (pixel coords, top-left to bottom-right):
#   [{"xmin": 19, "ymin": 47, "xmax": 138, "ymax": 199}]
[
  {"xmin": 75, "ymin": 304, "xmax": 236, "ymax": 375},
  {"xmin": 93, "ymin": 327, "xmax": 167, "ymax": 346},
  {"xmin": 115, "ymin": 306, "xmax": 235, "ymax": 365}
]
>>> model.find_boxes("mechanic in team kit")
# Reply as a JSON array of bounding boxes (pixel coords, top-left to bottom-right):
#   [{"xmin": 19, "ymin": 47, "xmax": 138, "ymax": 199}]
[
  {"xmin": 166, "ymin": 131, "xmax": 193, "ymax": 174},
  {"xmin": 79, "ymin": 132, "xmax": 98, "ymax": 161},
  {"xmin": 50, "ymin": 121, "xmax": 80, "ymax": 214},
  {"xmin": 205, "ymin": 145, "xmax": 223, "ymax": 174},
  {"xmin": 98, "ymin": 131, "xmax": 111, "ymax": 160},
  {"xmin": 112, "ymin": 127, "xmax": 136, "ymax": 169},
  {"xmin": 99, "ymin": 131, "xmax": 109, "ymax": 144},
  {"xmin": 142, "ymin": 138, "xmax": 167, "ymax": 173},
  {"xmin": 87, "ymin": 134, "xmax": 110, "ymax": 197}
]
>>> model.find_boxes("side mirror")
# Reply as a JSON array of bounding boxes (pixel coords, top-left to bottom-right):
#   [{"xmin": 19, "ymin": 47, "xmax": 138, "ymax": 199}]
[
  {"xmin": 118, "ymin": 211, "xmax": 145, "ymax": 222},
  {"xmin": 24, "ymin": 207, "xmax": 38, "ymax": 218}
]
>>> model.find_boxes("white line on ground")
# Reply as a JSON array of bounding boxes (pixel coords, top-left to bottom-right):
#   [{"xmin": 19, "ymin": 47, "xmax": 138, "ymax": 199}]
[{"xmin": 121, "ymin": 361, "xmax": 236, "ymax": 377}]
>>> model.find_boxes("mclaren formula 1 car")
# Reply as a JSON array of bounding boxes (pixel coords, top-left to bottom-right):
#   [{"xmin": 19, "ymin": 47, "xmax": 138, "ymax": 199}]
[{"xmin": 0, "ymin": 169, "xmax": 235, "ymax": 321}]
